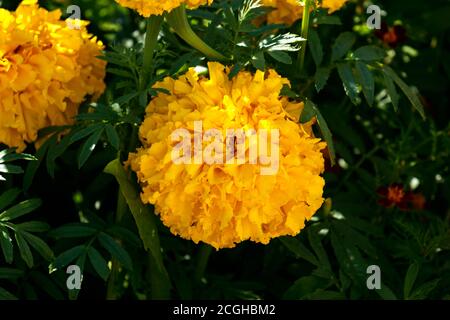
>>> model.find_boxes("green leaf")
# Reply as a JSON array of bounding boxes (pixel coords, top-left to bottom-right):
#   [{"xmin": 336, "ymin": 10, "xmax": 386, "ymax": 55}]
[
  {"xmin": 87, "ymin": 247, "xmax": 110, "ymax": 281},
  {"xmin": 308, "ymin": 29, "xmax": 323, "ymax": 67},
  {"xmin": 0, "ymin": 199, "xmax": 42, "ymax": 222},
  {"xmin": 53, "ymin": 245, "xmax": 86, "ymax": 269},
  {"xmin": 382, "ymin": 66, "xmax": 425, "ymax": 119},
  {"xmin": 105, "ymin": 124, "xmax": 120, "ymax": 150},
  {"xmin": 0, "ymin": 287, "xmax": 17, "ymax": 300},
  {"xmin": 376, "ymin": 283, "xmax": 398, "ymax": 300},
  {"xmin": 283, "ymin": 276, "xmax": 329, "ymax": 299},
  {"xmin": 50, "ymin": 224, "xmax": 98, "ymax": 238},
  {"xmin": 107, "ymin": 67, "xmax": 135, "ymax": 79},
  {"xmin": 115, "ymin": 91, "xmax": 140, "ymax": 106},
  {"xmin": 307, "ymin": 227, "xmax": 331, "ymax": 272},
  {"xmin": 98, "ymin": 232, "xmax": 132, "ymax": 271},
  {"xmin": 0, "ymin": 164, "xmax": 23, "ymax": 174},
  {"xmin": 315, "ymin": 67, "xmax": 331, "ymax": 92},
  {"xmin": 409, "ymin": 279, "xmax": 440, "ymax": 299},
  {"xmin": 332, "ymin": 32, "xmax": 356, "ymax": 61},
  {"xmin": 267, "ymin": 50, "xmax": 292, "ymax": 64},
  {"xmin": 383, "ymin": 71, "xmax": 400, "ymax": 111},
  {"xmin": 0, "ymin": 189, "xmax": 21, "ymax": 212},
  {"xmin": 353, "ymin": 46, "xmax": 385, "ymax": 61},
  {"xmin": 15, "ymin": 221, "xmax": 49, "ymax": 233},
  {"xmin": 354, "ymin": 62, "xmax": 375, "ymax": 106},
  {"xmin": 21, "ymin": 231, "xmax": 54, "ymax": 261},
  {"xmin": 0, "ymin": 268, "xmax": 23, "ymax": 279},
  {"xmin": 337, "ymin": 63, "xmax": 360, "ymax": 105},
  {"xmin": 0, "ymin": 152, "xmax": 36, "ymax": 163},
  {"xmin": 78, "ymin": 128, "xmax": 104, "ymax": 169},
  {"xmin": 404, "ymin": 262, "xmax": 420, "ymax": 299},
  {"xmin": 15, "ymin": 232, "xmax": 33, "ymax": 268},
  {"xmin": 251, "ymin": 51, "xmax": 265, "ymax": 70},
  {"xmin": 301, "ymin": 100, "xmax": 336, "ymax": 165},
  {"xmin": 279, "ymin": 236, "xmax": 319, "ymax": 266},
  {"xmin": 23, "ymin": 134, "xmax": 55, "ymax": 191},
  {"xmin": 70, "ymin": 124, "xmax": 104, "ymax": 144},
  {"xmin": 30, "ymin": 271, "xmax": 64, "ymax": 300},
  {"xmin": 0, "ymin": 226, "xmax": 13, "ymax": 263}
]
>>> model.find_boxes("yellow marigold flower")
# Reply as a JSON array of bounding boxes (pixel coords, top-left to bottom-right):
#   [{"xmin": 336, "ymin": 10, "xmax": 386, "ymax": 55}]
[
  {"xmin": 263, "ymin": 0, "xmax": 348, "ymax": 25},
  {"xmin": 128, "ymin": 62, "xmax": 326, "ymax": 249},
  {"xmin": 0, "ymin": 0, "xmax": 106, "ymax": 151},
  {"xmin": 115, "ymin": 0, "xmax": 213, "ymax": 17}
]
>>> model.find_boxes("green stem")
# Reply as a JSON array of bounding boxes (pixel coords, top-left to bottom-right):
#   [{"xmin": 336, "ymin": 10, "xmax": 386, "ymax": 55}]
[
  {"xmin": 142, "ymin": 15, "xmax": 163, "ymax": 90},
  {"xmin": 166, "ymin": 5, "xmax": 227, "ymax": 60},
  {"xmin": 106, "ymin": 190, "xmax": 128, "ymax": 300},
  {"xmin": 195, "ymin": 244, "xmax": 213, "ymax": 282},
  {"xmin": 297, "ymin": 0, "xmax": 313, "ymax": 72}
]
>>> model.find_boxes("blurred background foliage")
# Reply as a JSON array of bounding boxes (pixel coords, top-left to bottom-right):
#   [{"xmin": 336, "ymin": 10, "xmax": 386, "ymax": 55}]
[{"xmin": 0, "ymin": 0, "xmax": 449, "ymax": 300}]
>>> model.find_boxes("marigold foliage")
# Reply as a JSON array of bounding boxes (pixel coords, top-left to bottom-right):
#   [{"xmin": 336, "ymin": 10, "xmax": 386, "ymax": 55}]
[
  {"xmin": 128, "ymin": 62, "xmax": 326, "ymax": 249},
  {"xmin": 115, "ymin": 0, "xmax": 213, "ymax": 17},
  {"xmin": 0, "ymin": 0, "xmax": 106, "ymax": 151},
  {"xmin": 262, "ymin": 0, "xmax": 348, "ymax": 25}
]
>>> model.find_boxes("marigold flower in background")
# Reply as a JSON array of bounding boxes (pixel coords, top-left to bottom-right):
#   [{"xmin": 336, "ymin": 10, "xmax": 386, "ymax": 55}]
[
  {"xmin": 0, "ymin": 0, "xmax": 106, "ymax": 151},
  {"xmin": 128, "ymin": 62, "xmax": 326, "ymax": 249},
  {"xmin": 262, "ymin": 0, "xmax": 348, "ymax": 25},
  {"xmin": 115, "ymin": 0, "xmax": 213, "ymax": 17},
  {"xmin": 377, "ymin": 184, "xmax": 426, "ymax": 211}
]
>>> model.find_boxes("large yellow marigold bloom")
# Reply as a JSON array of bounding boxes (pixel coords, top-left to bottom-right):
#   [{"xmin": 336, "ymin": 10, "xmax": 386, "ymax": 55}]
[
  {"xmin": 115, "ymin": 0, "xmax": 213, "ymax": 17},
  {"xmin": 263, "ymin": 0, "xmax": 348, "ymax": 25},
  {"xmin": 128, "ymin": 62, "xmax": 326, "ymax": 249},
  {"xmin": 0, "ymin": 0, "xmax": 106, "ymax": 151}
]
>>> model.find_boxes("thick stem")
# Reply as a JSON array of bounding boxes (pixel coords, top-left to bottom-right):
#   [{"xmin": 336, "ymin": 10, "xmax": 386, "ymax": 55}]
[
  {"xmin": 297, "ymin": 0, "xmax": 313, "ymax": 72},
  {"xmin": 195, "ymin": 244, "xmax": 213, "ymax": 282},
  {"xmin": 166, "ymin": 5, "xmax": 227, "ymax": 60},
  {"xmin": 142, "ymin": 15, "xmax": 163, "ymax": 90}
]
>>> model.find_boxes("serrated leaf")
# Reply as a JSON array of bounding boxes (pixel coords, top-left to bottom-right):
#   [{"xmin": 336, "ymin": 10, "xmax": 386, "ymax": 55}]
[
  {"xmin": 16, "ymin": 221, "xmax": 49, "ymax": 233},
  {"xmin": 332, "ymin": 32, "xmax": 356, "ymax": 61},
  {"xmin": 0, "ymin": 164, "xmax": 23, "ymax": 174},
  {"xmin": 107, "ymin": 67, "xmax": 135, "ymax": 79},
  {"xmin": 105, "ymin": 124, "xmax": 120, "ymax": 150},
  {"xmin": 15, "ymin": 232, "xmax": 33, "ymax": 268},
  {"xmin": 279, "ymin": 236, "xmax": 318, "ymax": 266},
  {"xmin": 283, "ymin": 276, "xmax": 329, "ymax": 300},
  {"xmin": 308, "ymin": 29, "xmax": 323, "ymax": 67},
  {"xmin": 21, "ymin": 231, "xmax": 54, "ymax": 261},
  {"xmin": 315, "ymin": 67, "xmax": 331, "ymax": 92},
  {"xmin": 251, "ymin": 51, "xmax": 265, "ymax": 70},
  {"xmin": 355, "ymin": 62, "xmax": 375, "ymax": 106},
  {"xmin": 0, "ymin": 287, "xmax": 17, "ymax": 300},
  {"xmin": 53, "ymin": 245, "xmax": 85, "ymax": 269},
  {"xmin": 87, "ymin": 247, "xmax": 110, "ymax": 281},
  {"xmin": 78, "ymin": 128, "xmax": 104, "ymax": 169},
  {"xmin": 301, "ymin": 100, "xmax": 336, "ymax": 165},
  {"xmin": 409, "ymin": 279, "xmax": 440, "ymax": 299},
  {"xmin": 0, "ymin": 199, "xmax": 42, "ymax": 222},
  {"xmin": 0, "ymin": 226, "xmax": 13, "ymax": 263},
  {"xmin": 23, "ymin": 134, "xmax": 56, "ymax": 191},
  {"xmin": 383, "ymin": 66, "xmax": 425, "ymax": 119},
  {"xmin": 404, "ymin": 262, "xmax": 420, "ymax": 299},
  {"xmin": 0, "ymin": 189, "xmax": 21, "ymax": 212},
  {"xmin": 70, "ymin": 124, "xmax": 104, "ymax": 144},
  {"xmin": 353, "ymin": 45, "xmax": 385, "ymax": 61},
  {"xmin": 98, "ymin": 232, "xmax": 132, "ymax": 271},
  {"xmin": 383, "ymin": 71, "xmax": 399, "ymax": 111},
  {"xmin": 267, "ymin": 50, "xmax": 292, "ymax": 64},
  {"xmin": 337, "ymin": 63, "xmax": 360, "ymax": 105},
  {"xmin": 49, "ymin": 224, "xmax": 98, "ymax": 238},
  {"xmin": 115, "ymin": 91, "xmax": 140, "ymax": 106},
  {"xmin": 0, "ymin": 268, "xmax": 23, "ymax": 279},
  {"xmin": 307, "ymin": 227, "xmax": 331, "ymax": 272}
]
